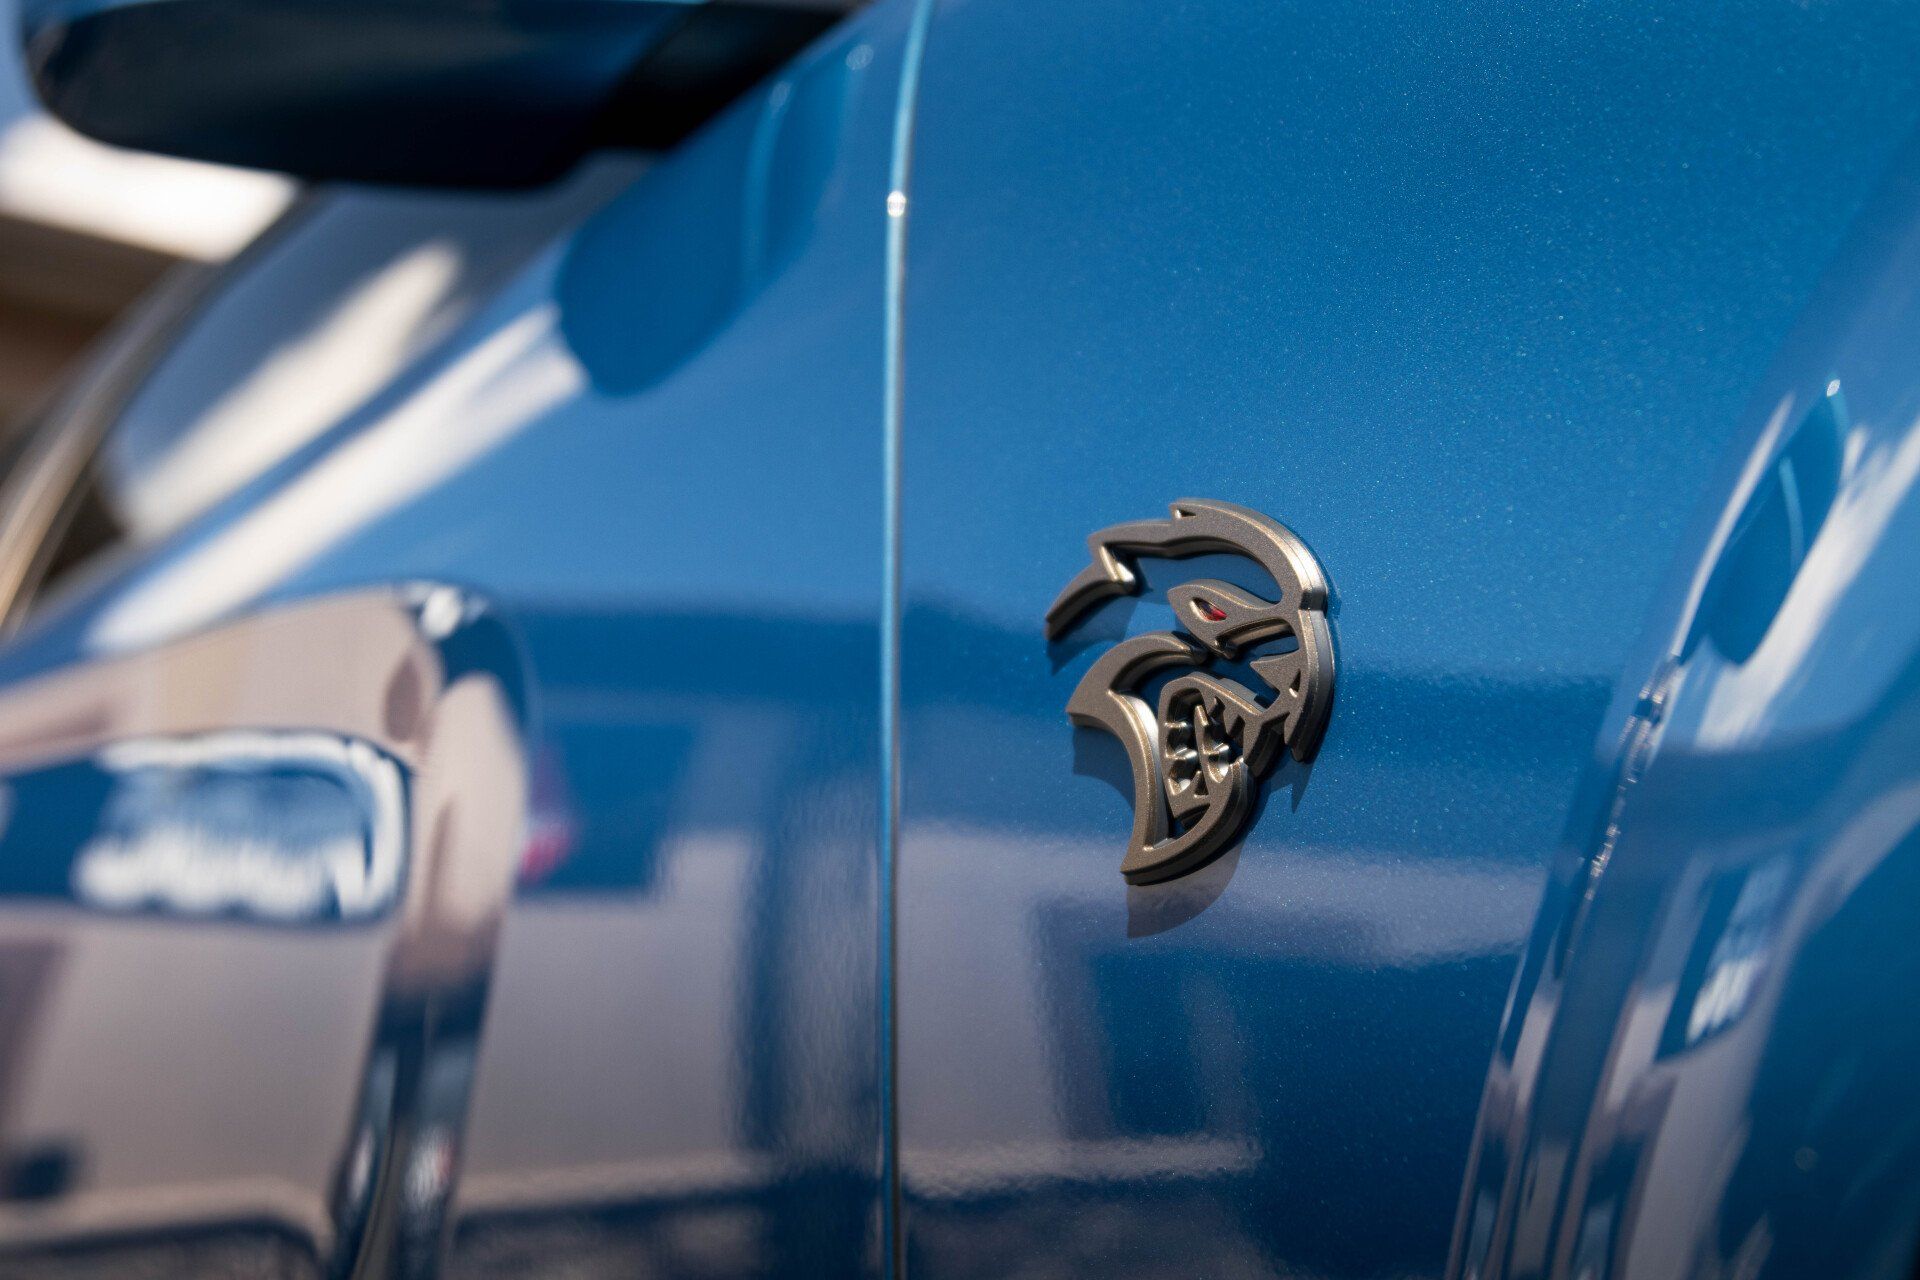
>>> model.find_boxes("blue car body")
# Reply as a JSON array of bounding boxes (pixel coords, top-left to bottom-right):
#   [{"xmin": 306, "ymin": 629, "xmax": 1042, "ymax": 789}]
[{"xmin": 0, "ymin": 1, "xmax": 1917, "ymax": 1277}]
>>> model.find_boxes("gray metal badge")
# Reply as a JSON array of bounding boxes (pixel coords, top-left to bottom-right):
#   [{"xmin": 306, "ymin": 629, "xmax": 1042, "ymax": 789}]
[{"xmin": 1047, "ymin": 500, "xmax": 1335, "ymax": 884}]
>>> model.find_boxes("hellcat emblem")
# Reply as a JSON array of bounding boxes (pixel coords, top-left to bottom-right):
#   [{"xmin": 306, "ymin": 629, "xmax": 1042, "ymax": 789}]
[{"xmin": 1047, "ymin": 500, "xmax": 1335, "ymax": 884}]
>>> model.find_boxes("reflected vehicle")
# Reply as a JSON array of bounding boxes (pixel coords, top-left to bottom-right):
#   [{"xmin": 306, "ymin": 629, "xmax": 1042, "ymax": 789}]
[{"xmin": 0, "ymin": 1, "xmax": 1919, "ymax": 1278}]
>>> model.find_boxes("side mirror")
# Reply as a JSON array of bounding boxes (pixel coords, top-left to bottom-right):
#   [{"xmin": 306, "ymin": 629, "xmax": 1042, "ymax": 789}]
[{"xmin": 20, "ymin": 0, "xmax": 857, "ymax": 187}]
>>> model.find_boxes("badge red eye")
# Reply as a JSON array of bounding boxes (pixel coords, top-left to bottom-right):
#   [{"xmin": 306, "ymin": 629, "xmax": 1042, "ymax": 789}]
[{"xmin": 1044, "ymin": 499, "xmax": 1336, "ymax": 885}]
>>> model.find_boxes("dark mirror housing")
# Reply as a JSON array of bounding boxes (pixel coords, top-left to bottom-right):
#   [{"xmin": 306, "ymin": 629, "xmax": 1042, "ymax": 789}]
[{"xmin": 20, "ymin": 0, "xmax": 857, "ymax": 187}]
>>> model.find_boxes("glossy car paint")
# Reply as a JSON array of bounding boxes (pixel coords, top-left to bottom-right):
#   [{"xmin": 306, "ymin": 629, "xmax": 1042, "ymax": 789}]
[
  {"xmin": 892, "ymin": 2, "xmax": 1920, "ymax": 1278},
  {"xmin": 0, "ymin": 589, "xmax": 528, "ymax": 1274},
  {"xmin": 0, "ymin": 1, "xmax": 1916, "ymax": 1278},
  {"xmin": 1454, "ymin": 138, "xmax": 1920, "ymax": 1280},
  {"xmin": 0, "ymin": 1, "xmax": 912, "ymax": 1272}
]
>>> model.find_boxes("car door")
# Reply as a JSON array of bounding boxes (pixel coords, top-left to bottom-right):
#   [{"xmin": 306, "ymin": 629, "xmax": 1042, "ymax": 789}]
[
  {"xmin": 0, "ymin": 2, "xmax": 920, "ymax": 1274},
  {"xmin": 891, "ymin": 3, "xmax": 1920, "ymax": 1277}
]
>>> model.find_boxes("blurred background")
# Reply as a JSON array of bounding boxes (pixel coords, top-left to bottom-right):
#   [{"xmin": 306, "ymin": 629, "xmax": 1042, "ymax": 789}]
[{"xmin": 0, "ymin": 2, "xmax": 292, "ymax": 436}]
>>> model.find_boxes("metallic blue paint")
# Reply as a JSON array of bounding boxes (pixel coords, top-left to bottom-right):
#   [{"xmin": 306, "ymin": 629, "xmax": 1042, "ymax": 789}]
[
  {"xmin": 1454, "ymin": 133, "xmax": 1920, "ymax": 1280},
  {"xmin": 0, "ymin": 2, "xmax": 911, "ymax": 1271},
  {"xmin": 892, "ymin": 2, "xmax": 1920, "ymax": 1277},
  {"xmin": 0, "ymin": 1, "xmax": 1918, "ymax": 1277}
]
